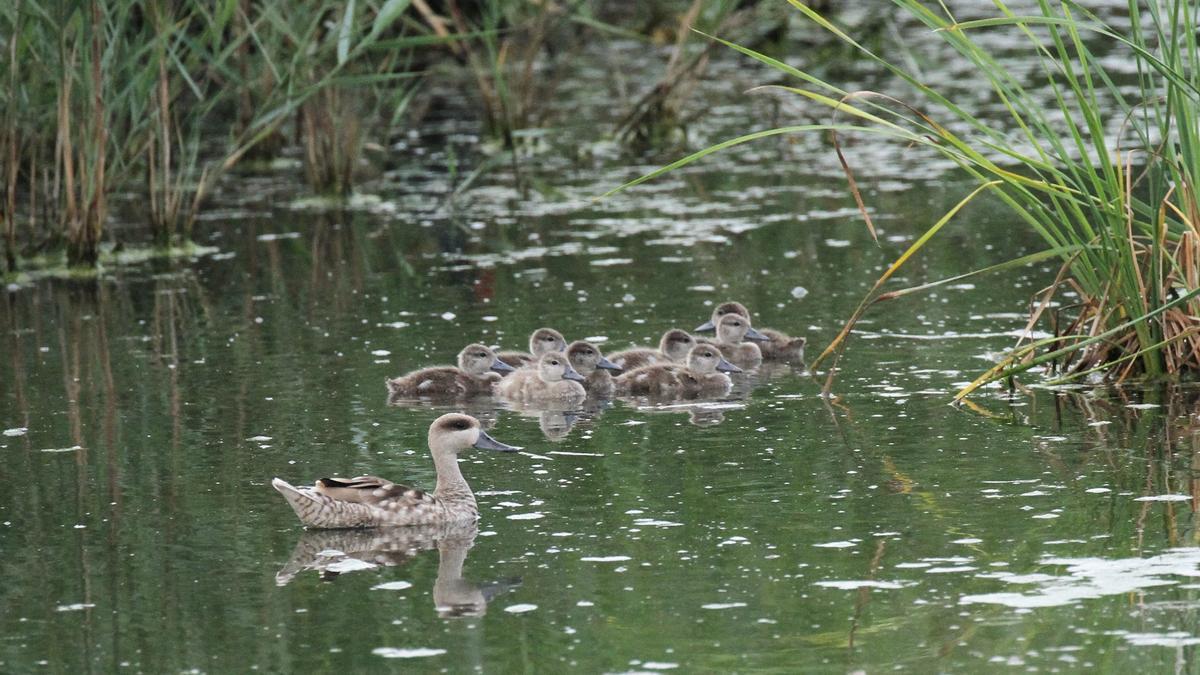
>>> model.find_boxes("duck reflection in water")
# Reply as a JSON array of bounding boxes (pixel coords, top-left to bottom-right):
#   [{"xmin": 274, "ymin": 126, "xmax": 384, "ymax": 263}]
[{"xmin": 275, "ymin": 523, "xmax": 521, "ymax": 618}]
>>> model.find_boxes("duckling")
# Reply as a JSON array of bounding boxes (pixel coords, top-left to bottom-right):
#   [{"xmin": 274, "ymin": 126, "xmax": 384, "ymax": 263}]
[
  {"xmin": 607, "ymin": 329, "xmax": 696, "ymax": 371},
  {"xmin": 615, "ymin": 344, "xmax": 741, "ymax": 397},
  {"xmin": 566, "ymin": 340, "xmax": 622, "ymax": 397},
  {"xmin": 496, "ymin": 328, "xmax": 567, "ymax": 368},
  {"xmin": 386, "ymin": 344, "xmax": 516, "ymax": 398},
  {"xmin": 698, "ymin": 313, "xmax": 767, "ymax": 370},
  {"xmin": 675, "ymin": 344, "xmax": 743, "ymax": 398},
  {"xmin": 695, "ymin": 301, "xmax": 806, "ymax": 362},
  {"xmin": 272, "ymin": 413, "xmax": 520, "ymax": 528},
  {"xmin": 494, "ymin": 351, "xmax": 587, "ymax": 404}
]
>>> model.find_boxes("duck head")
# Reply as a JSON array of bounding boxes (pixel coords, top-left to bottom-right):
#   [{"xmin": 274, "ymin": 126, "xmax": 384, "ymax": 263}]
[
  {"xmin": 716, "ymin": 313, "xmax": 769, "ymax": 343},
  {"xmin": 695, "ymin": 301, "xmax": 751, "ymax": 332},
  {"xmin": 567, "ymin": 340, "xmax": 621, "ymax": 376},
  {"xmin": 687, "ymin": 345, "xmax": 742, "ymax": 374},
  {"xmin": 537, "ymin": 351, "xmax": 587, "ymax": 383},
  {"xmin": 528, "ymin": 328, "xmax": 567, "ymax": 357},
  {"xmin": 658, "ymin": 329, "xmax": 696, "ymax": 361},
  {"xmin": 428, "ymin": 413, "xmax": 521, "ymax": 456},
  {"xmin": 458, "ymin": 344, "xmax": 515, "ymax": 376}
]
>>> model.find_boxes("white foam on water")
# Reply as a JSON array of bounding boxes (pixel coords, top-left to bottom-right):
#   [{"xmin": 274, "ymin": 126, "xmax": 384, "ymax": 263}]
[
  {"xmin": 508, "ymin": 512, "xmax": 545, "ymax": 520},
  {"xmin": 4, "ymin": 427, "xmax": 28, "ymax": 437},
  {"xmin": 372, "ymin": 647, "xmax": 446, "ymax": 658},
  {"xmin": 371, "ymin": 581, "xmax": 413, "ymax": 591},
  {"xmin": 581, "ymin": 556, "xmax": 631, "ymax": 562},
  {"xmin": 815, "ymin": 580, "xmax": 908, "ymax": 590},
  {"xmin": 55, "ymin": 603, "xmax": 95, "ymax": 612},
  {"xmin": 1123, "ymin": 632, "xmax": 1200, "ymax": 647},
  {"xmin": 701, "ymin": 602, "xmax": 747, "ymax": 610},
  {"xmin": 961, "ymin": 549, "xmax": 1200, "ymax": 608},
  {"xmin": 325, "ymin": 559, "xmax": 377, "ymax": 573},
  {"xmin": 504, "ymin": 604, "xmax": 538, "ymax": 613},
  {"xmin": 1134, "ymin": 495, "xmax": 1190, "ymax": 502},
  {"xmin": 814, "ymin": 540, "xmax": 857, "ymax": 549}
]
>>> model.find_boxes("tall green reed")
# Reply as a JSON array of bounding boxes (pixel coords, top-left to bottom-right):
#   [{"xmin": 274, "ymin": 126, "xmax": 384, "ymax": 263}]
[{"xmin": 607, "ymin": 0, "xmax": 1200, "ymax": 398}]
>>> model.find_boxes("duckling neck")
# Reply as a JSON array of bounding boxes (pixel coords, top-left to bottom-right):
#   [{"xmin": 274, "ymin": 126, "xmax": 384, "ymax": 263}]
[{"xmin": 432, "ymin": 452, "xmax": 476, "ymax": 508}]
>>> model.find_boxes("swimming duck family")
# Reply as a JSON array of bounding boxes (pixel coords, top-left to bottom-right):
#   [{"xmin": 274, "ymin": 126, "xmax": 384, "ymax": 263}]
[{"xmin": 272, "ymin": 413, "xmax": 519, "ymax": 528}]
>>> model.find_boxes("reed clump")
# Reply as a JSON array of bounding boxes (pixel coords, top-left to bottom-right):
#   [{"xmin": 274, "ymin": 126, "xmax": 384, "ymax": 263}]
[
  {"xmin": 609, "ymin": 0, "xmax": 1200, "ymax": 393},
  {"xmin": 0, "ymin": 0, "xmax": 427, "ymax": 271}
]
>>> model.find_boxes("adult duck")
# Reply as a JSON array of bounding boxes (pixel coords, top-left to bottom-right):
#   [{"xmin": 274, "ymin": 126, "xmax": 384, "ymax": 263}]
[{"xmin": 272, "ymin": 414, "xmax": 519, "ymax": 528}]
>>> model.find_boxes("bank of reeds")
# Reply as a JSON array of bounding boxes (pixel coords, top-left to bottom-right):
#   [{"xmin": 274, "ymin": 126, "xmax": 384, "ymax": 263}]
[
  {"xmin": 609, "ymin": 0, "xmax": 1200, "ymax": 392},
  {"xmin": 0, "ymin": 0, "xmax": 431, "ymax": 272}
]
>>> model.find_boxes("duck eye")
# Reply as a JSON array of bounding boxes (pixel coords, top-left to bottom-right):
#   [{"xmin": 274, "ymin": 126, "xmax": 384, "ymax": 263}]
[{"xmin": 551, "ymin": 360, "xmax": 559, "ymax": 365}]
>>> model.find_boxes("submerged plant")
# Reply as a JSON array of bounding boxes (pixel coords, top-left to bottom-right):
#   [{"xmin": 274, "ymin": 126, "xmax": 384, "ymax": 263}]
[{"xmin": 607, "ymin": 0, "xmax": 1200, "ymax": 398}]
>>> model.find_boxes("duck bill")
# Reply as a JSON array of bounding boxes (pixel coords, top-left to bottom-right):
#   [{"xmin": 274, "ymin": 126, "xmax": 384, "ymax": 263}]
[
  {"xmin": 744, "ymin": 326, "xmax": 770, "ymax": 342},
  {"xmin": 694, "ymin": 320, "xmax": 716, "ymax": 333},
  {"xmin": 563, "ymin": 366, "xmax": 587, "ymax": 382},
  {"xmin": 474, "ymin": 429, "xmax": 521, "ymax": 452},
  {"xmin": 716, "ymin": 357, "xmax": 743, "ymax": 374},
  {"xmin": 596, "ymin": 356, "xmax": 623, "ymax": 372},
  {"xmin": 490, "ymin": 359, "xmax": 517, "ymax": 374}
]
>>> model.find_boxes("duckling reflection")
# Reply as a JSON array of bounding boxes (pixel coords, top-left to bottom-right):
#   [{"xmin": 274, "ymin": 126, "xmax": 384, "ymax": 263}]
[
  {"xmin": 496, "ymin": 328, "xmax": 567, "ymax": 369},
  {"xmin": 696, "ymin": 301, "xmax": 806, "ymax": 362},
  {"xmin": 275, "ymin": 524, "xmax": 521, "ymax": 618}
]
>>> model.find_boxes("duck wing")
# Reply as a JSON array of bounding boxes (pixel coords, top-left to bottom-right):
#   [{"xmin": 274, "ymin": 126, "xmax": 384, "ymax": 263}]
[{"xmin": 317, "ymin": 476, "xmax": 434, "ymax": 510}]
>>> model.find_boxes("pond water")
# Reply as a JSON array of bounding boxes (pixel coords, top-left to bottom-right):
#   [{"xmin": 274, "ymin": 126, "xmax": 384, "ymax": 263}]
[{"xmin": 5, "ymin": 5, "xmax": 1200, "ymax": 672}]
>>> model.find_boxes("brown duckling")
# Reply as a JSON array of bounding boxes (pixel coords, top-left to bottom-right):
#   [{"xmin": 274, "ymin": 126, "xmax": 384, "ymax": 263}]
[
  {"xmin": 565, "ymin": 340, "xmax": 622, "ymax": 397},
  {"xmin": 698, "ymin": 313, "xmax": 767, "ymax": 370},
  {"xmin": 608, "ymin": 329, "xmax": 696, "ymax": 371},
  {"xmin": 386, "ymin": 344, "xmax": 516, "ymax": 398},
  {"xmin": 496, "ymin": 328, "xmax": 568, "ymax": 368},
  {"xmin": 495, "ymin": 351, "xmax": 587, "ymax": 404},
  {"xmin": 695, "ymin": 301, "xmax": 806, "ymax": 362},
  {"xmin": 616, "ymin": 344, "xmax": 741, "ymax": 398}
]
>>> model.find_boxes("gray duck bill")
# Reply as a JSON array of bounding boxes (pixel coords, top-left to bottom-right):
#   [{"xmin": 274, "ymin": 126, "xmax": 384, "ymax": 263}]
[
  {"xmin": 716, "ymin": 357, "xmax": 743, "ymax": 373},
  {"xmin": 490, "ymin": 359, "xmax": 517, "ymax": 374},
  {"xmin": 563, "ymin": 366, "xmax": 587, "ymax": 382},
  {"xmin": 694, "ymin": 320, "xmax": 716, "ymax": 332},
  {"xmin": 474, "ymin": 429, "xmax": 521, "ymax": 452},
  {"xmin": 745, "ymin": 326, "xmax": 770, "ymax": 341},
  {"xmin": 596, "ymin": 356, "xmax": 622, "ymax": 372}
]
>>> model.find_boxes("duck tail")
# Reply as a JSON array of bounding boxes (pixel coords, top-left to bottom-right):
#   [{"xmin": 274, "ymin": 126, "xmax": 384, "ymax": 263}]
[{"xmin": 272, "ymin": 478, "xmax": 332, "ymax": 528}]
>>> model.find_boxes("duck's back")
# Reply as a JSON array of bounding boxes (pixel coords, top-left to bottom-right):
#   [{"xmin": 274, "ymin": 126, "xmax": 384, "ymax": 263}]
[
  {"xmin": 608, "ymin": 348, "xmax": 667, "ymax": 371},
  {"xmin": 495, "ymin": 368, "xmax": 538, "ymax": 398},
  {"xmin": 273, "ymin": 477, "xmax": 473, "ymax": 528},
  {"xmin": 495, "ymin": 351, "xmax": 534, "ymax": 369},
  {"xmin": 718, "ymin": 342, "xmax": 762, "ymax": 369},
  {"xmin": 521, "ymin": 376, "xmax": 586, "ymax": 402},
  {"xmin": 759, "ymin": 329, "xmax": 805, "ymax": 361},
  {"xmin": 387, "ymin": 367, "xmax": 465, "ymax": 397},
  {"xmin": 615, "ymin": 364, "xmax": 684, "ymax": 396}
]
